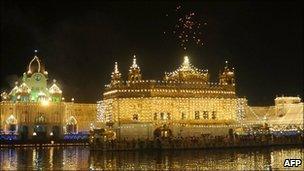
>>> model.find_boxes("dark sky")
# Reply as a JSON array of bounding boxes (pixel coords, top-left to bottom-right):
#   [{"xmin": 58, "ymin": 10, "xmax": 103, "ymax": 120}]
[{"xmin": 1, "ymin": 1, "xmax": 303, "ymax": 105}]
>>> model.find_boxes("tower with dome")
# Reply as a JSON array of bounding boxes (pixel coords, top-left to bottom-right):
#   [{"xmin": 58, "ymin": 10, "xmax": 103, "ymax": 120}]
[{"xmin": 0, "ymin": 51, "xmax": 96, "ymax": 140}]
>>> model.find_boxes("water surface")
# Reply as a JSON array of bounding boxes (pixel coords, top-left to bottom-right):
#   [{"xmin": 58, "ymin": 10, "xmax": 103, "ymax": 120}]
[{"xmin": 1, "ymin": 146, "xmax": 303, "ymax": 170}]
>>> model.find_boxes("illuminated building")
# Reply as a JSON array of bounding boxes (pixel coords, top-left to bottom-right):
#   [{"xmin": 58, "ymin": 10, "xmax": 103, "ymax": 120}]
[
  {"xmin": 241, "ymin": 96, "xmax": 303, "ymax": 132},
  {"xmin": 0, "ymin": 52, "xmax": 96, "ymax": 139},
  {"xmin": 1, "ymin": 52, "xmax": 302, "ymax": 141},
  {"xmin": 98, "ymin": 55, "xmax": 241, "ymax": 139},
  {"xmin": 97, "ymin": 55, "xmax": 303, "ymax": 140}
]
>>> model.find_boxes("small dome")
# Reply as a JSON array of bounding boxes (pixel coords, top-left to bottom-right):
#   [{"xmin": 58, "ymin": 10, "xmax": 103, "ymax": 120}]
[
  {"xmin": 128, "ymin": 55, "xmax": 142, "ymax": 81},
  {"xmin": 221, "ymin": 61, "xmax": 234, "ymax": 76},
  {"xmin": 130, "ymin": 55, "xmax": 140, "ymax": 70},
  {"xmin": 49, "ymin": 80, "xmax": 62, "ymax": 95},
  {"xmin": 1, "ymin": 91, "xmax": 9, "ymax": 100},
  {"xmin": 9, "ymin": 82, "xmax": 19, "ymax": 96},
  {"xmin": 17, "ymin": 82, "xmax": 31, "ymax": 95}
]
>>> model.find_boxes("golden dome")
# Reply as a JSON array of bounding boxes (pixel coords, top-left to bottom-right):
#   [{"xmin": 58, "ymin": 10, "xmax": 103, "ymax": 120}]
[{"xmin": 164, "ymin": 56, "xmax": 209, "ymax": 82}]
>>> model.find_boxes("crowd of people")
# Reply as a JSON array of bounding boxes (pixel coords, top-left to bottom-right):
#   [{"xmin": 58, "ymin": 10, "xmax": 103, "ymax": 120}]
[{"xmin": 90, "ymin": 133, "xmax": 303, "ymax": 151}]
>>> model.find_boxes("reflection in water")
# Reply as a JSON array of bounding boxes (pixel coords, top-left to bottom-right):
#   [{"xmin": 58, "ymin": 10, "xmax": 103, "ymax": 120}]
[{"xmin": 0, "ymin": 146, "xmax": 303, "ymax": 170}]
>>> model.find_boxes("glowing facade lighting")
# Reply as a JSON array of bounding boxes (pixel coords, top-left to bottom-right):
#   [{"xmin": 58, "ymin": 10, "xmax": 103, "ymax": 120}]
[
  {"xmin": 101, "ymin": 56, "xmax": 238, "ymax": 129},
  {"xmin": 41, "ymin": 99, "xmax": 49, "ymax": 106}
]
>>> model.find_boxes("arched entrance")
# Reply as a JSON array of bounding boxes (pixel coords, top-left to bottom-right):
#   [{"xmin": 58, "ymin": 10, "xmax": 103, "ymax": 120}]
[
  {"xmin": 34, "ymin": 115, "xmax": 47, "ymax": 139},
  {"xmin": 51, "ymin": 126, "xmax": 60, "ymax": 139},
  {"xmin": 154, "ymin": 125, "xmax": 173, "ymax": 139},
  {"xmin": 6, "ymin": 115, "xmax": 17, "ymax": 133},
  {"xmin": 229, "ymin": 128, "xmax": 234, "ymax": 138},
  {"xmin": 66, "ymin": 116, "xmax": 77, "ymax": 133},
  {"xmin": 19, "ymin": 125, "xmax": 29, "ymax": 140}
]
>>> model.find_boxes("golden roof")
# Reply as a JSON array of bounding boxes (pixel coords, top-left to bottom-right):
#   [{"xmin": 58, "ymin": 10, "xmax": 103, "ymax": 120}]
[
  {"xmin": 164, "ymin": 56, "xmax": 209, "ymax": 82},
  {"xmin": 111, "ymin": 62, "xmax": 122, "ymax": 79}
]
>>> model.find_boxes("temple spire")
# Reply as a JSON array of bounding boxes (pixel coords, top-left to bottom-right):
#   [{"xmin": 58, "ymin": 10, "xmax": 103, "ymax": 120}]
[
  {"xmin": 114, "ymin": 62, "xmax": 119, "ymax": 74},
  {"xmin": 131, "ymin": 55, "xmax": 139, "ymax": 69},
  {"xmin": 225, "ymin": 60, "xmax": 229, "ymax": 69},
  {"xmin": 128, "ymin": 55, "xmax": 142, "ymax": 81},
  {"xmin": 219, "ymin": 60, "xmax": 235, "ymax": 86},
  {"xmin": 111, "ymin": 62, "xmax": 122, "ymax": 86},
  {"xmin": 181, "ymin": 56, "xmax": 191, "ymax": 70},
  {"xmin": 164, "ymin": 55, "xmax": 209, "ymax": 82}
]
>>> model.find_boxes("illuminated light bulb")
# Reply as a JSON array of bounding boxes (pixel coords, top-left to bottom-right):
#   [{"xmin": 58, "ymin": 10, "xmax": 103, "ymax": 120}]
[{"xmin": 41, "ymin": 100, "xmax": 49, "ymax": 106}]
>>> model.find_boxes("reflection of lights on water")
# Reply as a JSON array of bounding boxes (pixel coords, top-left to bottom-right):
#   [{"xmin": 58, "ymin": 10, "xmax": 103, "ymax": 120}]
[
  {"xmin": 32, "ymin": 148, "xmax": 38, "ymax": 169},
  {"xmin": 1, "ymin": 145, "xmax": 303, "ymax": 170}
]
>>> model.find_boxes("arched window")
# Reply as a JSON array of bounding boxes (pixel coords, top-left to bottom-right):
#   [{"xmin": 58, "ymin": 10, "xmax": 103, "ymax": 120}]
[
  {"xmin": 133, "ymin": 114, "xmax": 138, "ymax": 121},
  {"xmin": 21, "ymin": 111, "xmax": 28, "ymax": 123},
  {"xmin": 167, "ymin": 113, "xmax": 171, "ymax": 120},
  {"xmin": 35, "ymin": 115, "xmax": 46, "ymax": 124},
  {"xmin": 53, "ymin": 111, "xmax": 59, "ymax": 123},
  {"xmin": 160, "ymin": 113, "xmax": 164, "ymax": 120},
  {"xmin": 181, "ymin": 112, "xmax": 186, "ymax": 120},
  {"xmin": 203, "ymin": 111, "xmax": 208, "ymax": 119},
  {"xmin": 6, "ymin": 115, "xmax": 17, "ymax": 132},
  {"xmin": 67, "ymin": 116, "xmax": 77, "ymax": 125},
  {"xmin": 212, "ymin": 111, "xmax": 217, "ymax": 119},
  {"xmin": 6, "ymin": 115, "xmax": 17, "ymax": 125},
  {"xmin": 154, "ymin": 113, "xmax": 158, "ymax": 120},
  {"xmin": 195, "ymin": 111, "xmax": 200, "ymax": 120},
  {"xmin": 66, "ymin": 116, "xmax": 77, "ymax": 133}
]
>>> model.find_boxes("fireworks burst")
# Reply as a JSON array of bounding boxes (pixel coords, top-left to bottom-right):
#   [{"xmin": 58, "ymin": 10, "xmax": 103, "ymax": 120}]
[{"xmin": 164, "ymin": 4, "xmax": 207, "ymax": 51}]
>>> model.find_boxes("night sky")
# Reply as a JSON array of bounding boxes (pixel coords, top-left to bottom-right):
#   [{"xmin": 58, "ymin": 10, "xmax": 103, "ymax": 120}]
[{"xmin": 1, "ymin": 1, "xmax": 303, "ymax": 105}]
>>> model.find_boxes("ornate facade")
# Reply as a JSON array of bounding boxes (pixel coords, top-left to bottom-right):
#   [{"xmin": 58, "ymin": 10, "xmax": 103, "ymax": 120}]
[
  {"xmin": 1, "ymin": 52, "xmax": 301, "ymax": 141},
  {"xmin": 241, "ymin": 96, "xmax": 303, "ymax": 131},
  {"xmin": 0, "ymin": 52, "xmax": 96, "ymax": 139},
  {"xmin": 98, "ymin": 56, "xmax": 241, "ymax": 139}
]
